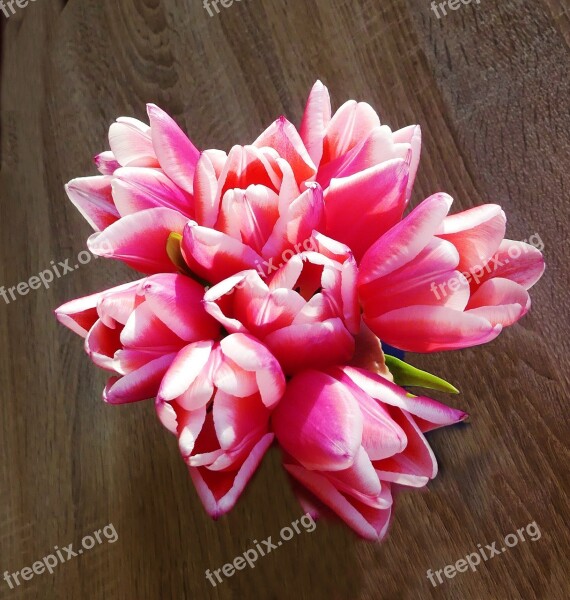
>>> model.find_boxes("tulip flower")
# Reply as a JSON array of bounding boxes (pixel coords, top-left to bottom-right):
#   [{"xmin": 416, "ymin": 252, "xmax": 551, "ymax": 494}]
[
  {"xmin": 272, "ymin": 366, "xmax": 467, "ymax": 540},
  {"xmin": 202, "ymin": 243, "xmax": 358, "ymax": 374},
  {"xmin": 55, "ymin": 274, "xmax": 220, "ymax": 404},
  {"xmin": 155, "ymin": 333, "xmax": 285, "ymax": 517},
  {"xmin": 358, "ymin": 194, "xmax": 545, "ymax": 352}
]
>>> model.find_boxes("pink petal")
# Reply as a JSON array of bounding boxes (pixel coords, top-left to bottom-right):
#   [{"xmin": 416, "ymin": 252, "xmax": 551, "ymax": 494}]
[
  {"xmin": 284, "ymin": 463, "xmax": 392, "ymax": 540},
  {"xmin": 324, "ymin": 159, "xmax": 408, "ymax": 260},
  {"xmin": 317, "ymin": 125, "xmax": 408, "ymax": 189},
  {"xmin": 214, "ymin": 145, "xmax": 282, "ymax": 204},
  {"xmin": 213, "ymin": 390, "xmax": 269, "ymax": 451},
  {"xmin": 217, "ymin": 185, "xmax": 280, "ymax": 255},
  {"xmin": 188, "ymin": 432, "xmax": 274, "ymax": 518},
  {"xmin": 261, "ymin": 183, "xmax": 324, "ymax": 260},
  {"xmin": 94, "ymin": 151, "xmax": 120, "ymax": 175},
  {"xmin": 272, "ymin": 370, "xmax": 363, "ymax": 471},
  {"xmin": 220, "ymin": 333, "xmax": 286, "ymax": 408},
  {"xmin": 104, "ymin": 352, "xmax": 177, "ymax": 404},
  {"xmin": 365, "ymin": 304, "xmax": 502, "ymax": 352},
  {"xmin": 437, "ymin": 204, "xmax": 506, "ymax": 273},
  {"xmin": 322, "ymin": 100, "xmax": 381, "ymax": 165},
  {"xmin": 466, "ymin": 277, "xmax": 530, "ymax": 326},
  {"xmin": 393, "ymin": 124, "xmax": 421, "ymax": 201},
  {"xmin": 96, "ymin": 280, "xmax": 144, "ymax": 328},
  {"xmin": 55, "ymin": 292, "xmax": 105, "ymax": 338},
  {"xmin": 264, "ymin": 318, "xmax": 355, "ymax": 374},
  {"xmin": 177, "ymin": 405, "xmax": 208, "ymax": 457},
  {"xmin": 147, "ymin": 103, "xmax": 200, "ymax": 194},
  {"xmin": 65, "ymin": 176, "xmax": 119, "ymax": 232},
  {"xmin": 87, "ymin": 207, "xmax": 188, "ymax": 274},
  {"xmin": 120, "ymin": 302, "xmax": 185, "ymax": 351},
  {"xmin": 108, "ymin": 117, "xmax": 159, "ymax": 167},
  {"xmin": 359, "ymin": 239, "xmax": 469, "ymax": 316},
  {"xmin": 341, "ymin": 377, "xmax": 407, "ymax": 460},
  {"xmin": 358, "ymin": 193, "xmax": 453, "ymax": 285},
  {"xmin": 181, "ymin": 221, "xmax": 262, "ymax": 284},
  {"xmin": 341, "ymin": 366, "xmax": 468, "ymax": 432},
  {"xmin": 111, "ymin": 167, "xmax": 194, "ymax": 218},
  {"xmin": 141, "ymin": 274, "xmax": 219, "ymax": 341},
  {"xmin": 193, "ymin": 150, "xmax": 226, "ymax": 228},
  {"xmin": 253, "ymin": 116, "xmax": 316, "ymax": 184},
  {"xmin": 84, "ymin": 319, "xmax": 122, "ymax": 371},
  {"xmin": 475, "ymin": 239, "xmax": 545, "ymax": 290},
  {"xmin": 324, "ymin": 447, "xmax": 390, "ymax": 509},
  {"xmin": 374, "ymin": 407, "xmax": 437, "ymax": 487},
  {"xmin": 158, "ymin": 341, "xmax": 215, "ymax": 404},
  {"xmin": 299, "ymin": 80, "xmax": 331, "ymax": 167}
]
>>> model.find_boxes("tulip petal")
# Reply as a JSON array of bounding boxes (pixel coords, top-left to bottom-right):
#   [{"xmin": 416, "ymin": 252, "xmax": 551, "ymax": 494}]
[
  {"xmin": 87, "ymin": 207, "xmax": 189, "ymax": 274},
  {"xmin": 65, "ymin": 176, "xmax": 119, "ymax": 232},
  {"xmin": 120, "ymin": 301, "xmax": 185, "ymax": 351},
  {"xmin": 157, "ymin": 341, "xmax": 214, "ymax": 402},
  {"xmin": 284, "ymin": 463, "xmax": 392, "ymax": 540},
  {"xmin": 181, "ymin": 222, "xmax": 263, "ymax": 284},
  {"xmin": 264, "ymin": 318, "xmax": 355, "ymax": 374},
  {"xmin": 220, "ymin": 333, "xmax": 286, "ymax": 408},
  {"xmin": 147, "ymin": 103, "xmax": 200, "ymax": 194},
  {"xmin": 104, "ymin": 352, "xmax": 177, "ymax": 404},
  {"xmin": 108, "ymin": 117, "xmax": 158, "ymax": 167},
  {"xmin": 194, "ymin": 150, "xmax": 227, "ymax": 228},
  {"xmin": 141, "ymin": 274, "xmax": 219, "ymax": 341},
  {"xmin": 324, "ymin": 159, "xmax": 408, "ymax": 260},
  {"xmin": 272, "ymin": 370, "xmax": 363, "ymax": 471},
  {"xmin": 94, "ymin": 151, "xmax": 120, "ymax": 175},
  {"xmin": 188, "ymin": 433, "xmax": 274, "ymax": 518},
  {"xmin": 476, "ymin": 239, "xmax": 545, "ymax": 290},
  {"xmin": 466, "ymin": 277, "xmax": 530, "ymax": 326},
  {"xmin": 437, "ymin": 204, "xmax": 506, "ymax": 273},
  {"xmin": 341, "ymin": 366, "xmax": 468, "ymax": 432},
  {"xmin": 393, "ymin": 124, "xmax": 421, "ymax": 200},
  {"xmin": 365, "ymin": 304, "xmax": 502, "ymax": 352},
  {"xmin": 213, "ymin": 390, "xmax": 269, "ymax": 451},
  {"xmin": 358, "ymin": 193, "xmax": 453, "ymax": 285},
  {"xmin": 253, "ymin": 116, "xmax": 316, "ymax": 184},
  {"xmin": 111, "ymin": 167, "xmax": 194, "ymax": 218},
  {"xmin": 374, "ymin": 407, "xmax": 437, "ymax": 487},
  {"xmin": 300, "ymin": 80, "xmax": 331, "ymax": 167},
  {"xmin": 322, "ymin": 100, "xmax": 381, "ymax": 165}
]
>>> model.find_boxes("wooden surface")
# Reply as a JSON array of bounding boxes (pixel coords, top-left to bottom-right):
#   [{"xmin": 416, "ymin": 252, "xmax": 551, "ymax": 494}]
[{"xmin": 1, "ymin": 0, "xmax": 569, "ymax": 598}]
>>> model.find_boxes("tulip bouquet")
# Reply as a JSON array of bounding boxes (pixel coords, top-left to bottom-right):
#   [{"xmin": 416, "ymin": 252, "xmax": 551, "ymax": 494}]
[{"xmin": 55, "ymin": 81, "xmax": 544, "ymax": 540}]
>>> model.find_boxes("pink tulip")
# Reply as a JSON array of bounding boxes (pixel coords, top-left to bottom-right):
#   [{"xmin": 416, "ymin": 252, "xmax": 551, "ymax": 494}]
[
  {"xmin": 156, "ymin": 333, "xmax": 286, "ymax": 517},
  {"xmin": 66, "ymin": 82, "xmax": 421, "ymax": 279},
  {"xmin": 358, "ymin": 194, "xmax": 545, "ymax": 352},
  {"xmin": 301, "ymin": 80, "xmax": 421, "ymax": 259},
  {"xmin": 55, "ymin": 274, "xmax": 220, "ymax": 404},
  {"xmin": 272, "ymin": 366, "xmax": 467, "ymax": 540},
  {"xmin": 202, "ymin": 243, "xmax": 358, "ymax": 374}
]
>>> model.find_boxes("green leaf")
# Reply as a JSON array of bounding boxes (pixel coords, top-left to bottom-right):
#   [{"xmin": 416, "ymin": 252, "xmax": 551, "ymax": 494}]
[{"xmin": 384, "ymin": 355, "xmax": 459, "ymax": 394}]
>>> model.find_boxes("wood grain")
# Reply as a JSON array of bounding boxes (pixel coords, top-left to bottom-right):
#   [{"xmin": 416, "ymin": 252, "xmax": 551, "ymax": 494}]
[{"xmin": 1, "ymin": 0, "xmax": 568, "ymax": 598}]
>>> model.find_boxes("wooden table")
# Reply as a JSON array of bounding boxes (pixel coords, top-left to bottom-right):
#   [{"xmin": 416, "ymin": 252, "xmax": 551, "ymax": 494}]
[{"xmin": 1, "ymin": 0, "xmax": 568, "ymax": 598}]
